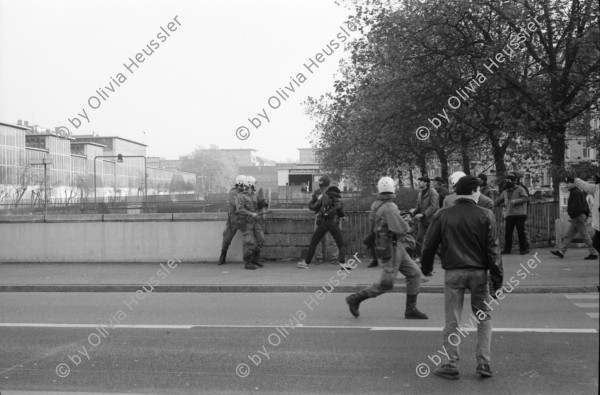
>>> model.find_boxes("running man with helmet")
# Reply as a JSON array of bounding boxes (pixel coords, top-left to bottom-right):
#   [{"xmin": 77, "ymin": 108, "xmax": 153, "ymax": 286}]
[
  {"xmin": 345, "ymin": 177, "xmax": 428, "ymax": 319},
  {"xmin": 218, "ymin": 175, "xmax": 246, "ymax": 265},
  {"xmin": 236, "ymin": 176, "xmax": 269, "ymax": 270}
]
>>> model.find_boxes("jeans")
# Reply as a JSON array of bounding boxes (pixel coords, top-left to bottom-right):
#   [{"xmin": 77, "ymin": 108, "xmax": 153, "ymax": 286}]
[
  {"xmin": 314, "ymin": 217, "xmax": 339, "ymax": 261},
  {"xmin": 415, "ymin": 221, "xmax": 429, "ymax": 258},
  {"xmin": 363, "ymin": 243, "xmax": 422, "ymax": 296},
  {"xmin": 305, "ymin": 220, "xmax": 345, "ymax": 264},
  {"xmin": 504, "ymin": 215, "xmax": 529, "ymax": 252},
  {"xmin": 443, "ymin": 269, "xmax": 492, "ymax": 367},
  {"xmin": 560, "ymin": 214, "xmax": 597, "ymax": 255}
]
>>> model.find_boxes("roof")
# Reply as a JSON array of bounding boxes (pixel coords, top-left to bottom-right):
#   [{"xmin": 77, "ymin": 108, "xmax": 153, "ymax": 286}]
[
  {"xmin": 0, "ymin": 121, "xmax": 30, "ymax": 131},
  {"xmin": 218, "ymin": 148, "xmax": 257, "ymax": 152},
  {"xmin": 70, "ymin": 141, "xmax": 107, "ymax": 148},
  {"xmin": 73, "ymin": 135, "xmax": 148, "ymax": 147}
]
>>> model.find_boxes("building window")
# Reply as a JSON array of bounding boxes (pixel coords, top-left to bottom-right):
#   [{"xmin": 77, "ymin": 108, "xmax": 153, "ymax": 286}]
[{"xmin": 26, "ymin": 136, "xmax": 46, "ymax": 150}]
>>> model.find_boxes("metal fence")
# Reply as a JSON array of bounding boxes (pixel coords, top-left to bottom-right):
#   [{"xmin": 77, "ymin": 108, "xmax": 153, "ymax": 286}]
[
  {"xmin": 0, "ymin": 196, "xmax": 230, "ymax": 215},
  {"xmin": 343, "ymin": 201, "xmax": 559, "ymax": 256}
]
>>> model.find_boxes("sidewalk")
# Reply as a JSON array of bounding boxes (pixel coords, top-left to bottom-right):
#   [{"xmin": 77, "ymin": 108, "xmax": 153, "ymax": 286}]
[{"xmin": 0, "ymin": 248, "xmax": 597, "ymax": 293}]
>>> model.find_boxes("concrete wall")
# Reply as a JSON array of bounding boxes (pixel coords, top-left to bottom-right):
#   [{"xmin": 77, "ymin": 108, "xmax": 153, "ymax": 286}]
[{"xmin": 0, "ymin": 210, "xmax": 321, "ymax": 263}]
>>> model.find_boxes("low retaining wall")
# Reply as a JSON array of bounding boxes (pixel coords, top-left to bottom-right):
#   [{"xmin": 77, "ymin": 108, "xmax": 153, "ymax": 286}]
[
  {"xmin": 0, "ymin": 210, "xmax": 328, "ymax": 263},
  {"xmin": 0, "ymin": 203, "xmax": 563, "ymax": 263}
]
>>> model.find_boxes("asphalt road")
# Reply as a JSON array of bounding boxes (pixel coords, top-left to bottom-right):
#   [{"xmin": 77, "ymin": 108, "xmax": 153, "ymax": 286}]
[{"xmin": 0, "ymin": 293, "xmax": 598, "ymax": 394}]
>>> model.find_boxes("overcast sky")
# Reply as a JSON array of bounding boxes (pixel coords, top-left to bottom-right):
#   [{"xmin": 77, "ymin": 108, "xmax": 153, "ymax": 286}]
[{"xmin": 0, "ymin": 0, "xmax": 357, "ymax": 162}]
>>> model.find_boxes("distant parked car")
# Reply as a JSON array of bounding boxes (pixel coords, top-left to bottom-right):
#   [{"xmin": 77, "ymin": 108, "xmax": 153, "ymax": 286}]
[{"xmin": 530, "ymin": 187, "xmax": 556, "ymax": 202}]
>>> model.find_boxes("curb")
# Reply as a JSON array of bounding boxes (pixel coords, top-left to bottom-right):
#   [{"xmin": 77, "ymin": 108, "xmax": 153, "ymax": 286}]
[{"xmin": 1, "ymin": 284, "xmax": 598, "ymax": 293}]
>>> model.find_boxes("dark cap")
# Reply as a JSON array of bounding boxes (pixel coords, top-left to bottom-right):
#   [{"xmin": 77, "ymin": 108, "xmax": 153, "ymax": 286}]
[
  {"xmin": 477, "ymin": 173, "xmax": 488, "ymax": 184},
  {"xmin": 506, "ymin": 174, "xmax": 517, "ymax": 182},
  {"xmin": 318, "ymin": 176, "xmax": 330, "ymax": 187},
  {"xmin": 455, "ymin": 175, "xmax": 480, "ymax": 195},
  {"xmin": 565, "ymin": 175, "xmax": 575, "ymax": 184},
  {"xmin": 418, "ymin": 176, "xmax": 430, "ymax": 182},
  {"xmin": 433, "ymin": 176, "xmax": 444, "ymax": 183}
]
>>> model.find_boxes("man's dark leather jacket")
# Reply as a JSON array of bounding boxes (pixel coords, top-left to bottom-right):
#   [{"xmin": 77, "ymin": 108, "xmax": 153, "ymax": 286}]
[{"xmin": 421, "ymin": 198, "xmax": 503, "ymax": 289}]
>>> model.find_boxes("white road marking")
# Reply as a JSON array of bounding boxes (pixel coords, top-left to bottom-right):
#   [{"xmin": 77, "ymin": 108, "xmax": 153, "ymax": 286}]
[
  {"xmin": 370, "ymin": 327, "xmax": 598, "ymax": 333},
  {"xmin": 0, "ymin": 323, "xmax": 193, "ymax": 329},
  {"xmin": 573, "ymin": 303, "xmax": 599, "ymax": 308},
  {"xmin": 564, "ymin": 294, "xmax": 599, "ymax": 299},
  {"xmin": 0, "ymin": 323, "xmax": 596, "ymax": 333}
]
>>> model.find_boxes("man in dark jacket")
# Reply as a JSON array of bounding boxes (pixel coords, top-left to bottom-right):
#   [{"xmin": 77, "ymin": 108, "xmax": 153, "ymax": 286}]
[
  {"xmin": 433, "ymin": 177, "xmax": 449, "ymax": 207},
  {"xmin": 421, "ymin": 176, "xmax": 503, "ymax": 380},
  {"xmin": 413, "ymin": 176, "xmax": 439, "ymax": 261},
  {"xmin": 298, "ymin": 185, "xmax": 351, "ymax": 270},
  {"xmin": 495, "ymin": 174, "xmax": 530, "ymax": 254},
  {"xmin": 551, "ymin": 176, "xmax": 598, "ymax": 260},
  {"xmin": 308, "ymin": 176, "xmax": 339, "ymax": 264}
]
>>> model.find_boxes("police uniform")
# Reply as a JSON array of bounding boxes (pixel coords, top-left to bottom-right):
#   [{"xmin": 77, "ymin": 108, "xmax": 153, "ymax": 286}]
[
  {"xmin": 236, "ymin": 188, "xmax": 266, "ymax": 268},
  {"xmin": 366, "ymin": 197, "xmax": 422, "ymax": 297},
  {"xmin": 220, "ymin": 186, "xmax": 242, "ymax": 254},
  {"xmin": 346, "ymin": 192, "xmax": 427, "ymax": 319}
]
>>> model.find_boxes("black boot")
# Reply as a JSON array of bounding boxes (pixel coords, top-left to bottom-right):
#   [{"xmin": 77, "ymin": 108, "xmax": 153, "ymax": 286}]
[
  {"xmin": 345, "ymin": 291, "xmax": 370, "ymax": 318},
  {"xmin": 367, "ymin": 248, "xmax": 378, "ymax": 268},
  {"xmin": 251, "ymin": 250, "xmax": 264, "ymax": 268},
  {"xmin": 244, "ymin": 254, "xmax": 257, "ymax": 270},
  {"xmin": 405, "ymin": 294, "xmax": 428, "ymax": 319},
  {"xmin": 218, "ymin": 249, "xmax": 227, "ymax": 265}
]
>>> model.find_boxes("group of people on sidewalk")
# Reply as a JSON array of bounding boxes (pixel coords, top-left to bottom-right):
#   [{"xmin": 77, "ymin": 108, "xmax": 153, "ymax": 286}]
[{"xmin": 217, "ymin": 170, "xmax": 598, "ymax": 380}]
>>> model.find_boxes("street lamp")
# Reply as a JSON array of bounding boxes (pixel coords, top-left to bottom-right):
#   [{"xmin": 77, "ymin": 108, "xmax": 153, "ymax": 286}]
[{"xmin": 29, "ymin": 157, "xmax": 53, "ymax": 216}]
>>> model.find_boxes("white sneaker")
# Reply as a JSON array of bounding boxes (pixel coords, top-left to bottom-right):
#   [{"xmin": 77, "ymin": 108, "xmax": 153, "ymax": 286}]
[
  {"xmin": 339, "ymin": 262, "xmax": 353, "ymax": 270},
  {"xmin": 297, "ymin": 261, "xmax": 309, "ymax": 269}
]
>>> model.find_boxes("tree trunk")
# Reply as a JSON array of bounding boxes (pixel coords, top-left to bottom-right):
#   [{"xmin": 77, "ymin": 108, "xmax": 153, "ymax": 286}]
[
  {"xmin": 408, "ymin": 167, "xmax": 415, "ymax": 189},
  {"xmin": 461, "ymin": 144, "xmax": 471, "ymax": 175},
  {"xmin": 488, "ymin": 130, "xmax": 507, "ymax": 177},
  {"xmin": 548, "ymin": 125, "xmax": 567, "ymax": 195},
  {"xmin": 435, "ymin": 148, "xmax": 449, "ymax": 180},
  {"xmin": 417, "ymin": 155, "xmax": 427, "ymax": 177}
]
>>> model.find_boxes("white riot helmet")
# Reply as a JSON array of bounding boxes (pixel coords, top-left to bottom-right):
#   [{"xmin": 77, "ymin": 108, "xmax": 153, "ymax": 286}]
[
  {"xmin": 377, "ymin": 177, "xmax": 395, "ymax": 194},
  {"xmin": 244, "ymin": 176, "xmax": 256, "ymax": 189},
  {"xmin": 449, "ymin": 171, "xmax": 466, "ymax": 188},
  {"xmin": 235, "ymin": 175, "xmax": 246, "ymax": 186}
]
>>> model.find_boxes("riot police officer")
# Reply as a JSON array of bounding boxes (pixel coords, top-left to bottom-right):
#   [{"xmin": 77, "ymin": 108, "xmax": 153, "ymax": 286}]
[
  {"xmin": 218, "ymin": 175, "xmax": 245, "ymax": 265},
  {"xmin": 236, "ymin": 176, "xmax": 268, "ymax": 269}
]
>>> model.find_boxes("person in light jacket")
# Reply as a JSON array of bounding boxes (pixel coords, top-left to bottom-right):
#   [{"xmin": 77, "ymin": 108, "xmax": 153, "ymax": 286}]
[
  {"xmin": 568, "ymin": 174, "xmax": 599, "ymax": 259},
  {"xmin": 495, "ymin": 174, "xmax": 530, "ymax": 255}
]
